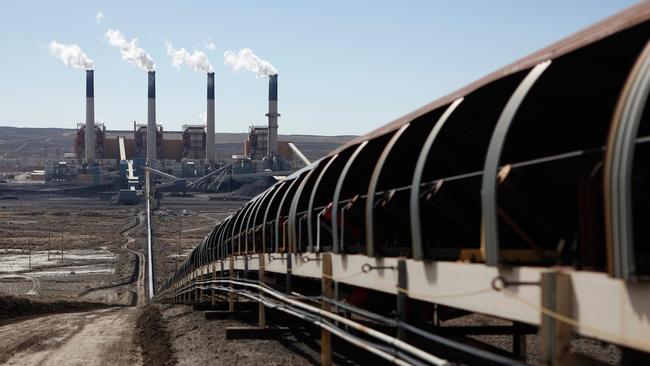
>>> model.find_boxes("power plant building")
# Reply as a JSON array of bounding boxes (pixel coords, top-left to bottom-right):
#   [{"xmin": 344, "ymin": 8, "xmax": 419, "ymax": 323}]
[
  {"xmin": 182, "ymin": 125, "xmax": 207, "ymax": 160},
  {"xmin": 244, "ymin": 125, "xmax": 294, "ymax": 163},
  {"xmin": 75, "ymin": 124, "xmax": 204, "ymax": 162},
  {"xmin": 75, "ymin": 123, "xmax": 105, "ymax": 162},
  {"xmin": 69, "ymin": 68, "xmax": 296, "ymax": 174}
]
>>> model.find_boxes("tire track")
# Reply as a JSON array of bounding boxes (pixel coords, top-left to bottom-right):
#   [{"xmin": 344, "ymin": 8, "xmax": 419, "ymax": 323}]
[{"xmin": 78, "ymin": 211, "xmax": 146, "ymax": 306}]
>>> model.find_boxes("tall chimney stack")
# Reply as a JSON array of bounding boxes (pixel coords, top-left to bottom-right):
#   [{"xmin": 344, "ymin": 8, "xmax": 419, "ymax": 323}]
[
  {"xmin": 147, "ymin": 71, "xmax": 157, "ymax": 164},
  {"xmin": 266, "ymin": 74, "xmax": 279, "ymax": 156},
  {"xmin": 206, "ymin": 72, "xmax": 216, "ymax": 167},
  {"xmin": 85, "ymin": 70, "xmax": 95, "ymax": 163}
]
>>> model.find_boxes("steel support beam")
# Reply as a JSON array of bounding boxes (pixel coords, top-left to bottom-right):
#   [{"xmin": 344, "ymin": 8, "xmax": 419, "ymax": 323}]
[
  {"xmin": 481, "ymin": 61, "xmax": 552, "ymax": 266},
  {"xmin": 365, "ymin": 125, "xmax": 409, "ymax": 257},
  {"xmin": 604, "ymin": 41, "xmax": 650, "ymax": 280},
  {"xmin": 409, "ymin": 98, "xmax": 463, "ymax": 259}
]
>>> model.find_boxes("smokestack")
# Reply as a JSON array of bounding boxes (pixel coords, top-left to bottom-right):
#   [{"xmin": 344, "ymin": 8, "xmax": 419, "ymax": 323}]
[
  {"xmin": 266, "ymin": 74, "xmax": 279, "ymax": 156},
  {"xmin": 85, "ymin": 70, "xmax": 95, "ymax": 163},
  {"xmin": 206, "ymin": 72, "xmax": 215, "ymax": 167},
  {"xmin": 147, "ymin": 71, "xmax": 157, "ymax": 164}
]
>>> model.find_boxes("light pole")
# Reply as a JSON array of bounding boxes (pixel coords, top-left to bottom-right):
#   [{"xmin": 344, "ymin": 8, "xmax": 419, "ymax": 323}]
[
  {"xmin": 60, "ymin": 230, "xmax": 63, "ymax": 263},
  {"xmin": 47, "ymin": 221, "xmax": 51, "ymax": 261},
  {"xmin": 27, "ymin": 238, "xmax": 31, "ymax": 270},
  {"xmin": 176, "ymin": 208, "xmax": 182, "ymax": 272}
]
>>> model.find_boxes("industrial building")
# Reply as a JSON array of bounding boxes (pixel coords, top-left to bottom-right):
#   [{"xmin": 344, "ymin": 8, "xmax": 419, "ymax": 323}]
[
  {"xmin": 76, "ymin": 123, "xmax": 202, "ymax": 162},
  {"xmin": 73, "ymin": 70, "xmax": 216, "ymax": 169},
  {"xmin": 244, "ymin": 125, "xmax": 294, "ymax": 163},
  {"xmin": 73, "ymin": 72, "xmax": 298, "ymax": 166},
  {"xmin": 62, "ymin": 63, "xmax": 304, "ymax": 191},
  {"xmin": 182, "ymin": 125, "xmax": 207, "ymax": 160},
  {"xmin": 74, "ymin": 122, "xmax": 105, "ymax": 161},
  {"xmin": 245, "ymin": 125, "xmax": 268, "ymax": 160}
]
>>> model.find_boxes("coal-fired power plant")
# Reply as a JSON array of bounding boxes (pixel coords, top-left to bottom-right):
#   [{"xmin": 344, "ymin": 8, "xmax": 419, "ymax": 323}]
[
  {"xmin": 85, "ymin": 70, "xmax": 95, "ymax": 163},
  {"xmin": 266, "ymin": 74, "xmax": 279, "ymax": 156},
  {"xmin": 70, "ymin": 55, "xmax": 298, "ymax": 185},
  {"xmin": 206, "ymin": 72, "xmax": 215, "ymax": 166},
  {"xmin": 147, "ymin": 71, "xmax": 156, "ymax": 164}
]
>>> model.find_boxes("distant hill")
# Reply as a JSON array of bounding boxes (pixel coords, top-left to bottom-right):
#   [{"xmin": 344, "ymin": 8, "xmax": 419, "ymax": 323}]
[{"xmin": 0, "ymin": 126, "xmax": 356, "ymax": 161}]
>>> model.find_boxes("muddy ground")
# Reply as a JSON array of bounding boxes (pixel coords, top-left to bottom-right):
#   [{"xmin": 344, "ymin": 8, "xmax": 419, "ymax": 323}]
[
  {"xmin": 0, "ymin": 196, "xmax": 138, "ymax": 304},
  {"xmin": 0, "ymin": 191, "xmax": 329, "ymax": 366}
]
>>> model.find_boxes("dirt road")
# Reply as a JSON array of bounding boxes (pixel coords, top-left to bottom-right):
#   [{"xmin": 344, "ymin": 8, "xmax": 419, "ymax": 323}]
[
  {"xmin": 72, "ymin": 210, "xmax": 146, "ymax": 306},
  {"xmin": 0, "ymin": 307, "xmax": 142, "ymax": 365},
  {"xmin": 121, "ymin": 211, "xmax": 146, "ymax": 306},
  {"xmin": 0, "ymin": 211, "xmax": 150, "ymax": 365}
]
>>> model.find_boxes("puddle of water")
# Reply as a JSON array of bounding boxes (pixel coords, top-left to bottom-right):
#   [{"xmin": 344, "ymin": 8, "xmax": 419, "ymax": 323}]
[
  {"xmin": 30, "ymin": 264, "xmax": 114, "ymax": 277},
  {"xmin": 0, "ymin": 249, "xmax": 116, "ymax": 273},
  {"xmin": 170, "ymin": 249, "xmax": 193, "ymax": 258}
]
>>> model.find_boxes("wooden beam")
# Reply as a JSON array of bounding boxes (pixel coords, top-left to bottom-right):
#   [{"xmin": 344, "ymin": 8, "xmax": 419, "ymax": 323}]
[
  {"xmin": 321, "ymin": 253, "xmax": 333, "ymax": 366},
  {"xmin": 259, "ymin": 254, "xmax": 267, "ymax": 328},
  {"xmin": 211, "ymin": 264, "xmax": 216, "ymax": 306},
  {"xmin": 541, "ymin": 271, "xmax": 572, "ymax": 365},
  {"xmin": 229, "ymin": 256, "xmax": 235, "ymax": 312}
]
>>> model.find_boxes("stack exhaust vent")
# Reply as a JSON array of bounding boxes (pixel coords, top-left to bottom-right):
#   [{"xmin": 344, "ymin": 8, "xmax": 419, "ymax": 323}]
[
  {"xmin": 206, "ymin": 72, "xmax": 215, "ymax": 167},
  {"xmin": 266, "ymin": 74, "xmax": 280, "ymax": 156},
  {"xmin": 147, "ymin": 71, "xmax": 157, "ymax": 164},
  {"xmin": 85, "ymin": 69, "xmax": 95, "ymax": 163}
]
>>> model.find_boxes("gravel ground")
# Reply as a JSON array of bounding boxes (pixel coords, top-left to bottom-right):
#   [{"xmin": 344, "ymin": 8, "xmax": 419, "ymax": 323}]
[
  {"xmin": 158, "ymin": 304, "xmax": 318, "ymax": 366},
  {"xmin": 444, "ymin": 313, "xmax": 621, "ymax": 365},
  {"xmin": 151, "ymin": 195, "xmax": 247, "ymax": 290}
]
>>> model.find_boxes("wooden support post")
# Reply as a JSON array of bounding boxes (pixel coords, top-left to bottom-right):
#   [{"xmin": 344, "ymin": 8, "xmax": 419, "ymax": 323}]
[
  {"xmin": 286, "ymin": 253, "xmax": 293, "ymax": 294},
  {"xmin": 541, "ymin": 271, "xmax": 572, "ymax": 366},
  {"xmin": 513, "ymin": 321, "xmax": 528, "ymax": 360},
  {"xmin": 321, "ymin": 253, "xmax": 333, "ymax": 366},
  {"xmin": 397, "ymin": 259, "xmax": 408, "ymax": 340},
  {"xmin": 244, "ymin": 254, "xmax": 249, "ymax": 278},
  {"xmin": 229, "ymin": 256, "xmax": 235, "ymax": 312},
  {"xmin": 211, "ymin": 264, "xmax": 216, "ymax": 306},
  {"xmin": 199, "ymin": 273, "xmax": 204, "ymax": 303},
  {"xmin": 258, "ymin": 254, "xmax": 266, "ymax": 328}
]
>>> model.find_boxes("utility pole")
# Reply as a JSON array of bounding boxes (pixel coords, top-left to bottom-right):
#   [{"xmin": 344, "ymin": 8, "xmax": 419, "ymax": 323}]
[
  {"xmin": 177, "ymin": 208, "xmax": 182, "ymax": 272},
  {"xmin": 27, "ymin": 238, "xmax": 31, "ymax": 270},
  {"xmin": 47, "ymin": 221, "xmax": 51, "ymax": 261},
  {"xmin": 60, "ymin": 230, "xmax": 63, "ymax": 263}
]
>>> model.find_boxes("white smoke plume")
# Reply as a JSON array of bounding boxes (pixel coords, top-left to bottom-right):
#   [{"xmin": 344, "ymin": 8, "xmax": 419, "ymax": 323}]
[
  {"xmin": 105, "ymin": 29, "xmax": 155, "ymax": 71},
  {"xmin": 48, "ymin": 41, "xmax": 94, "ymax": 70},
  {"xmin": 204, "ymin": 37, "xmax": 216, "ymax": 51},
  {"xmin": 223, "ymin": 48, "xmax": 277, "ymax": 77},
  {"xmin": 166, "ymin": 42, "xmax": 214, "ymax": 74}
]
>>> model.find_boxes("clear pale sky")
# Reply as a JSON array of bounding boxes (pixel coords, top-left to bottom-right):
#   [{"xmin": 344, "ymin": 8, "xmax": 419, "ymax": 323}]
[{"xmin": 0, "ymin": 0, "xmax": 639, "ymax": 135}]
